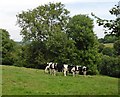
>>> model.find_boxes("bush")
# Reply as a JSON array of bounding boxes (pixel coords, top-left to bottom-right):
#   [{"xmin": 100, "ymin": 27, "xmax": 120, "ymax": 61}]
[
  {"xmin": 102, "ymin": 47, "xmax": 114, "ymax": 56},
  {"xmin": 98, "ymin": 43, "xmax": 105, "ymax": 53},
  {"xmin": 114, "ymin": 40, "xmax": 120, "ymax": 55},
  {"xmin": 98, "ymin": 55, "xmax": 120, "ymax": 78}
]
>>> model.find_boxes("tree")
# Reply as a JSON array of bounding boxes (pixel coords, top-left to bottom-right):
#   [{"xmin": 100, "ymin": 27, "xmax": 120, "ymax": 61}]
[
  {"xmin": 46, "ymin": 31, "xmax": 76, "ymax": 64},
  {"xmin": 67, "ymin": 15, "xmax": 95, "ymax": 50},
  {"xmin": 104, "ymin": 34, "xmax": 118, "ymax": 43},
  {"xmin": 1, "ymin": 29, "xmax": 16, "ymax": 65},
  {"xmin": 91, "ymin": 3, "xmax": 120, "ymax": 37},
  {"xmin": 98, "ymin": 55, "xmax": 120, "ymax": 78},
  {"xmin": 98, "ymin": 43, "xmax": 105, "ymax": 53},
  {"xmin": 102, "ymin": 47, "xmax": 114, "ymax": 56},
  {"xmin": 17, "ymin": 2, "xmax": 70, "ymax": 42},
  {"xmin": 67, "ymin": 14, "xmax": 100, "ymax": 74},
  {"xmin": 98, "ymin": 35, "xmax": 118, "ymax": 43},
  {"xmin": 92, "ymin": 3, "xmax": 120, "ymax": 77},
  {"xmin": 16, "ymin": 2, "xmax": 72, "ymax": 66},
  {"xmin": 92, "ymin": 3, "xmax": 120, "ymax": 55}
]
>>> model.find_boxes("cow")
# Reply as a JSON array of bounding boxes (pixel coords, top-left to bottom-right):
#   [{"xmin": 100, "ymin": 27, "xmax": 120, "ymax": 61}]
[
  {"xmin": 44, "ymin": 65, "xmax": 50, "ymax": 74},
  {"xmin": 50, "ymin": 62, "xmax": 57, "ymax": 76},
  {"xmin": 45, "ymin": 62, "xmax": 88, "ymax": 77},
  {"xmin": 82, "ymin": 66, "xmax": 87, "ymax": 76},
  {"xmin": 45, "ymin": 62, "xmax": 57, "ymax": 76},
  {"xmin": 63, "ymin": 64, "xmax": 68, "ymax": 76},
  {"xmin": 63, "ymin": 65, "xmax": 82, "ymax": 77},
  {"xmin": 71, "ymin": 65, "xmax": 82, "ymax": 77}
]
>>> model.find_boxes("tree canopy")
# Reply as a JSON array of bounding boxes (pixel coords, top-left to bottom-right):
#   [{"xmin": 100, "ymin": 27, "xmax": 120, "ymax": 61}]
[
  {"xmin": 91, "ymin": 4, "xmax": 120, "ymax": 37},
  {"xmin": 17, "ymin": 2, "xmax": 70, "ymax": 42},
  {"xmin": 67, "ymin": 14, "xmax": 100, "ymax": 74},
  {"xmin": 16, "ymin": 2, "xmax": 74, "ymax": 65}
]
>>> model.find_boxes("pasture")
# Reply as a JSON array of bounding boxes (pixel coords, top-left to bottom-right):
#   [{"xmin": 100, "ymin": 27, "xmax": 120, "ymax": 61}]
[{"xmin": 2, "ymin": 65, "xmax": 119, "ymax": 95}]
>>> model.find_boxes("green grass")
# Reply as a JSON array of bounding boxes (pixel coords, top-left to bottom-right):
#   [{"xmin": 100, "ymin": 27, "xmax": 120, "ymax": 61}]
[{"xmin": 2, "ymin": 65, "xmax": 119, "ymax": 95}]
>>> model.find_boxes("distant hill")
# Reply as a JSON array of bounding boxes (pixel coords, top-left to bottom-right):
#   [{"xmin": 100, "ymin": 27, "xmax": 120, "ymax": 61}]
[{"xmin": 104, "ymin": 43, "xmax": 113, "ymax": 48}]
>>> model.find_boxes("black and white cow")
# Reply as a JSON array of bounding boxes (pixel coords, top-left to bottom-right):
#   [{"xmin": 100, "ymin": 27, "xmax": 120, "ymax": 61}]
[
  {"xmin": 82, "ymin": 66, "xmax": 87, "ymax": 76},
  {"xmin": 45, "ymin": 62, "xmax": 57, "ymax": 76},
  {"xmin": 44, "ymin": 65, "xmax": 50, "ymax": 73},
  {"xmin": 63, "ymin": 64, "xmax": 68, "ymax": 76},
  {"xmin": 62, "ymin": 65, "xmax": 82, "ymax": 77},
  {"xmin": 64, "ymin": 65, "xmax": 87, "ymax": 77},
  {"xmin": 70, "ymin": 65, "xmax": 82, "ymax": 77},
  {"xmin": 45, "ymin": 62, "xmax": 87, "ymax": 77}
]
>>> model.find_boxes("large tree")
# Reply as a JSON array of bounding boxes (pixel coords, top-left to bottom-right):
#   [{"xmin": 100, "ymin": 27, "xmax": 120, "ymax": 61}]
[
  {"xmin": 16, "ymin": 2, "xmax": 73, "ymax": 65},
  {"xmin": 67, "ymin": 14, "xmax": 100, "ymax": 74},
  {"xmin": 46, "ymin": 31, "xmax": 76, "ymax": 64},
  {"xmin": 17, "ymin": 2, "xmax": 70, "ymax": 42}
]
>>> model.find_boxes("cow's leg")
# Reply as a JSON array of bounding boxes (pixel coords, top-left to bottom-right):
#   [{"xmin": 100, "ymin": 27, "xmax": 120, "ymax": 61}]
[
  {"xmin": 45, "ymin": 66, "xmax": 49, "ymax": 73},
  {"xmin": 83, "ymin": 71, "xmax": 86, "ymax": 76},
  {"xmin": 53, "ymin": 69, "xmax": 56, "ymax": 76},
  {"xmin": 44, "ymin": 68, "xmax": 48, "ymax": 73},
  {"xmin": 72, "ymin": 71, "xmax": 75, "ymax": 77},
  {"xmin": 63, "ymin": 69, "xmax": 67, "ymax": 76},
  {"xmin": 71, "ymin": 67, "xmax": 76, "ymax": 77}
]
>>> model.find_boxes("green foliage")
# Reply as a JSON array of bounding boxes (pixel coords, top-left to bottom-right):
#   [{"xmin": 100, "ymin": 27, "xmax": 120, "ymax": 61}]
[
  {"xmin": 104, "ymin": 35, "xmax": 118, "ymax": 43},
  {"xmin": 99, "ymin": 34, "xmax": 118, "ymax": 43},
  {"xmin": 98, "ymin": 38, "xmax": 104, "ymax": 43},
  {"xmin": 26, "ymin": 41, "xmax": 47, "ymax": 66},
  {"xmin": 67, "ymin": 14, "xmax": 95, "ymax": 50},
  {"xmin": 46, "ymin": 32, "xmax": 75, "ymax": 64},
  {"xmin": 1, "ymin": 29, "xmax": 16, "ymax": 65},
  {"xmin": 114, "ymin": 40, "xmax": 120, "ymax": 55},
  {"xmin": 13, "ymin": 43, "xmax": 29, "ymax": 67},
  {"xmin": 16, "ymin": 2, "xmax": 73, "ymax": 68},
  {"xmin": 98, "ymin": 43, "xmax": 114, "ymax": 56},
  {"xmin": 92, "ymin": 3, "xmax": 120, "ymax": 77},
  {"xmin": 98, "ymin": 55, "xmax": 120, "ymax": 77},
  {"xmin": 16, "ymin": 2, "xmax": 70, "ymax": 42},
  {"xmin": 67, "ymin": 14, "xmax": 100, "ymax": 74},
  {"xmin": 102, "ymin": 47, "xmax": 114, "ymax": 56},
  {"xmin": 92, "ymin": 4, "xmax": 120, "ymax": 37},
  {"xmin": 98, "ymin": 43, "xmax": 105, "ymax": 53},
  {"xmin": 16, "ymin": 2, "xmax": 101, "ymax": 74},
  {"xmin": 2, "ymin": 65, "xmax": 118, "ymax": 95},
  {"xmin": 15, "ymin": 2, "xmax": 119, "ymax": 76}
]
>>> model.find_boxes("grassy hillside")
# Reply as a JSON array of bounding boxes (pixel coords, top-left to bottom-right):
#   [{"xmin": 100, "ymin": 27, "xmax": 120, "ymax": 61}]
[{"xmin": 2, "ymin": 65, "xmax": 119, "ymax": 95}]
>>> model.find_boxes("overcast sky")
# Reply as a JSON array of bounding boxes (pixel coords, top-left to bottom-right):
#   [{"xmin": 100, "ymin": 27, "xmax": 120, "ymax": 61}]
[{"xmin": 0, "ymin": 0, "xmax": 119, "ymax": 41}]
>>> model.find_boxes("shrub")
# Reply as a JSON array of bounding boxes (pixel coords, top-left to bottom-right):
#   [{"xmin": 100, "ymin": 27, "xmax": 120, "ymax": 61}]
[{"xmin": 98, "ymin": 55, "xmax": 120, "ymax": 78}]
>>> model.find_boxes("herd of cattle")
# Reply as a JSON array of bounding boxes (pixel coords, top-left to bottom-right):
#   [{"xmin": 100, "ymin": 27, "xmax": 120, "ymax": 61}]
[{"xmin": 44, "ymin": 62, "xmax": 88, "ymax": 77}]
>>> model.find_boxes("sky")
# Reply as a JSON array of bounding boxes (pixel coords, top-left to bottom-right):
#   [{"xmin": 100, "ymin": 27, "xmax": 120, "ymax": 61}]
[{"xmin": 0, "ymin": 0, "xmax": 119, "ymax": 41}]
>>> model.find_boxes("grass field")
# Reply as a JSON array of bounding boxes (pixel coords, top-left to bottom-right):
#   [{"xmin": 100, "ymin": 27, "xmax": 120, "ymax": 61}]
[{"xmin": 2, "ymin": 65, "xmax": 119, "ymax": 95}]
